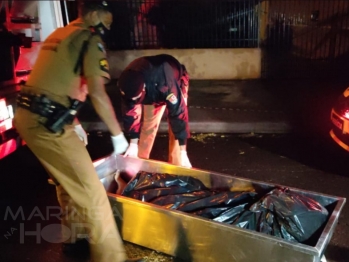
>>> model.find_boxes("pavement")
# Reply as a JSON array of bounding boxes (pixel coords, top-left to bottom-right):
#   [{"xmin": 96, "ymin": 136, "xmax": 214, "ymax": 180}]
[
  {"xmin": 77, "ymin": 78, "xmax": 292, "ymax": 134},
  {"xmin": 77, "ymin": 77, "xmax": 349, "ymax": 136},
  {"xmin": 2, "ymin": 76, "xmax": 349, "ymax": 136}
]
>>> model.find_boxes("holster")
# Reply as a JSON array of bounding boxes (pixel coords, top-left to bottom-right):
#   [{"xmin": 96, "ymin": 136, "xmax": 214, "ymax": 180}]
[{"xmin": 17, "ymin": 93, "xmax": 84, "ymax": 133}]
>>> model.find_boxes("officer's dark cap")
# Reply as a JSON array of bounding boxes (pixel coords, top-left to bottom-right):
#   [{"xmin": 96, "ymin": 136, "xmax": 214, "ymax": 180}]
[
  {"xmin": 118, "ymin": 70, "xmax": 145, "ymax": 100},
  {"xmin": 80, "ymin": 1, "xmax": 112, "ymax": 14}
]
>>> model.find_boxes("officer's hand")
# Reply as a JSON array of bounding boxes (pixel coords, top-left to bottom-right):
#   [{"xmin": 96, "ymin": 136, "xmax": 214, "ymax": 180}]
[
  {"xmin": 74, "ymin": 124, "xmax": 88, "ymax": 146},
  {"xmin": 180, "ymin": 150, "xmax": 192, "ymax": 168},
  {"xmin": 111, "ymin": 133, "xmax": 129, "ymax": 154},
  {"xmin": 124, "ymin": 142, "xmax": 139, "ymax": 158}
]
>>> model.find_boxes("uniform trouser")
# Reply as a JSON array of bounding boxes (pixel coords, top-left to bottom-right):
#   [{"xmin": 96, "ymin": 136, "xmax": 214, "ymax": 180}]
[
  {"xmin": 138, "ymin": 104, "xmax": 181, "ymax": 165},
  {"xmin": 13, "ymin": 108, "xmax": 127, "ymax": 262}
]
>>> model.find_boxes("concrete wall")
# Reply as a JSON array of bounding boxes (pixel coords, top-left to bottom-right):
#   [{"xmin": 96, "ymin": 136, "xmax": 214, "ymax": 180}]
[
  {"xmin": 108, "ymin": 48, "xmax": 261, "ymax": 80},
  {"xmin": 15, "ymin": 46, "xmax": 261, "ymax": 80}
]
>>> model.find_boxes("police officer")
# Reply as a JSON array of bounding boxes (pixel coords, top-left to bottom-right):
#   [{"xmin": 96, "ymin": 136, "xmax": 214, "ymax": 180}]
[
  {"xmin": 118, "ymin": 54, "xmax": 192, "ymax": 168},
  {"xmin": 13, "ymin": 1, "xmax": 142, "ymax": 261}
]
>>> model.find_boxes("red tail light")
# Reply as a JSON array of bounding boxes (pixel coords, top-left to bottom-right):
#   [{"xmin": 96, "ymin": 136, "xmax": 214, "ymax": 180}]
[{"xmin": 0, "ymin": 98, "xmax": 14, "ymax": 133}]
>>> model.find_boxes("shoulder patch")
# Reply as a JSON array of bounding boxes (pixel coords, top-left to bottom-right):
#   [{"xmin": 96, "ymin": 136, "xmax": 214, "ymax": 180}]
[
  {"xmin": 166, "ymin": 93, "xmax": 178, "ymax": 105},
  {"xmin": 99, "ymin": 58, "xmax": 109, "ymax": 73}
]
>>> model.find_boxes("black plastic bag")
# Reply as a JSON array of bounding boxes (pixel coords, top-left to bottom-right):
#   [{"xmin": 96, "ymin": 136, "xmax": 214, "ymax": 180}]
[
  {"xmin": 123, "ymin": 171, "xmax": 208, "ymax": 194},
  {"xmin": 151, "ymin": 190, "xmax": 214, "ymax": 209},
  {"xmin": 232, "ymin": 210, "xmax": 262, "ymax": 231},
  {"xmin": 122, "ymin": 171, "xmax": 209, "ymax": 202},
  {"xmin": 193, "ymin": 206, "xmax": 231, "ymax": 219},
  {"xmin": 212, "ymin": 204, "xmax": 247, "ymax": 223},
  {"xmin": 125, "ymin": 186, "xmax": 195, "ymax": 202},
  {"xmin": 231, "ymin": 209, "xmax": 292, "ymax": 240},
  {"xmin": 258, "ymin": 209, "xmax": 283, "ymax": 237},
  {"xmin": 249, "ymin": 188, "xmax": 329, "ymax": 243},
  {"xmin": 178, "ymin": 191, "xmax": 257, "ymax": 213}
]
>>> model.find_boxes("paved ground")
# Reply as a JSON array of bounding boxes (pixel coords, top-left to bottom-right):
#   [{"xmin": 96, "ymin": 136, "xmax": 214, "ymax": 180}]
[
  {"xmin": 2, "ymin": 75, "xmax": 349, "ymax": 136},
  {"xmin": 79, "ymin": 78, "xmax": 292, "ymax": 134},
  {"xmin": 76, "ymin": 77, "xmax": 349, "ymax": 137}
]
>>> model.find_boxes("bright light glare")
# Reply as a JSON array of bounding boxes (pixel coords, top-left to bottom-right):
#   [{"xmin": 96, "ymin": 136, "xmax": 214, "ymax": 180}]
[
  {"xmin": 0, "ymin": 139, "xmax": 17, "ymax": 160},
  {"xmin": 0, "ymin": 99, "xmax": 9, "ymax": 121},
  {"xmin": 8, "ymin": 105, "xmax": 14, "ymax": 119},
  {"xmin": 93, "ymin": 158, "xmax": 106, "ymax": 167},
  {"xmin": 0, "ymin": 119, "xmax": 13, "ymax": 133},
  {"xmin": 344, "ymin": 110, "xmax": 349, "ymax": 119}
]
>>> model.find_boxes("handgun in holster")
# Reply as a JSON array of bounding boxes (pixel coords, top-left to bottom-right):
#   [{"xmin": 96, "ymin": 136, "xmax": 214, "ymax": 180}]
[{"xmin": 44, "ymin": 98, "xmax": 84, "ymax": 133}]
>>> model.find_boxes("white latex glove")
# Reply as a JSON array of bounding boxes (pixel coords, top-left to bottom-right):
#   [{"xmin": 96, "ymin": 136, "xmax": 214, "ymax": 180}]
[
  {"xmin": 180, "ymin": 150, "xmax": 192, "ymax": 168},
  {"xmin": 74, "ymin": 124, "xmax": 88, "ymax": 146},
  {"xmin": 111, "ymin": 133, "xmax": 129, "ymax": 155},
  {"xmin": 124, "ymin": 142, "xmax": 139, "ymax": 158}
]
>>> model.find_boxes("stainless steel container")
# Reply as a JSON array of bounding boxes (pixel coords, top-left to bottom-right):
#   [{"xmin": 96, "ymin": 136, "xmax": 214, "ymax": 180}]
[{"xmin": 92, "ymin": 154, "xmax": 346, "ymax": 262}]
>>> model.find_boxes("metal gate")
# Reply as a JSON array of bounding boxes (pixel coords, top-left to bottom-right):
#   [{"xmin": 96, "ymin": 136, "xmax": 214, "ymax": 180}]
[
  {"xmin": 60, "ymin": 0, "xmax": 349, "ymax": 79},
  {"xmin": 61, "ymin": 0, "xmax": 260, "ymax": 49},
  {"xmin": 262, "ymin": 0, "xmax": 349, "ymax": 79}
]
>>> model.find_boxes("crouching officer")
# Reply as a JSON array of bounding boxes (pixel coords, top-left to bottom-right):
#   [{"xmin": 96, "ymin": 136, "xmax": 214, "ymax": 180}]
[
  {"xmin": 118, "ymin": 54, "xmax": 192, "ymax": 168},
  {"xmin": 13, "ymin": 1, "xmax": 143, "ymax": 261}
]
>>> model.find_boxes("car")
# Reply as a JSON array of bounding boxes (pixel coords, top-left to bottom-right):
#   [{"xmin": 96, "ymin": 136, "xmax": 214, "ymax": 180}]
[
  {"xmin": 0, "ymin": 87, "xmax": 23, "ymax": 159},
  {"xmin": 330, "ymin": 86, "xmax": 349, "ymax": 151}
]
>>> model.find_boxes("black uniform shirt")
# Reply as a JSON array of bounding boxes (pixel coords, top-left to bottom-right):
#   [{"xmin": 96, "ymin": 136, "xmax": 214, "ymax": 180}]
[{"xmin": 121, "ymin": 55, "xmax": 190, "ymax": 145}]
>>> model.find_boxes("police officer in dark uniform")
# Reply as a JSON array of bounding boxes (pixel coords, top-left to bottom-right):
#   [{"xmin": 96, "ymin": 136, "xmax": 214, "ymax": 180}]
[
  {"xmin": 13, "ymin": 1, "xmax": 143, "ymax": 261},
  {"xmin": 118, "ymin": 54, "xmax": 191, "ymax": 167}
]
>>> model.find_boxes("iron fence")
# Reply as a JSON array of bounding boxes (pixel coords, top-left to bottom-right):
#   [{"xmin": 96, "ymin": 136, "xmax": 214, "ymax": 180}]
[
  {"xmin": 62, "ymin": 0, "xmax": 349, "ymax": 79},
  {"xmin": 63, "ymin": 0, "xmax": 260, "ymax": 50},
  {"xmin": 262, "ymin": 0, "xmax": 349, "ymax": 78}
]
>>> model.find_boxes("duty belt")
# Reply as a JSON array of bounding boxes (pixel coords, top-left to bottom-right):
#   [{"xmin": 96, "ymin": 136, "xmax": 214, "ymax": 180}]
[
  {"xmin": 17, "ymin": 93, "xmax": 84, "ymax": 133},
  {"xmin": 17, "ymin": 93, "xmax": 68, "ymax": 117}
]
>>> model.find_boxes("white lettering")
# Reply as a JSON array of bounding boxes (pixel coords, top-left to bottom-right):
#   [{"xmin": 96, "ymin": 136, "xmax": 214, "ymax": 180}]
[
  {"xmin": 41, "ymin": 224, "xmax": 70, "ymax": 243},
  {"xmin": 111, "ymin": 205, "xmax": 123, "ymax": 220},
  {"xmin": 4, "ymin": 207, "xmax": 25, "ymax": 220},
  {"xmin": 27, "ymin": 207, "xmax": 45, "ymax": 221},
  {"xmin": 20, "ymin": 223, "xmax": 41, "ymax": 244},
  {"xmin": 46, "ymin": 207, "xmax": 62, "ymax": 220}
]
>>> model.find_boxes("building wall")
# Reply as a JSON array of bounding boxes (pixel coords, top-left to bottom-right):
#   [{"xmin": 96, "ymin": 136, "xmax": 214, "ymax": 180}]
[
  {"xmin": 15, "ymin": 45, "xmax": 261, "ymax": 80},
  {"xmin": 108, "ymin": 48, "xmax": 261, "ymax": 80}
]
